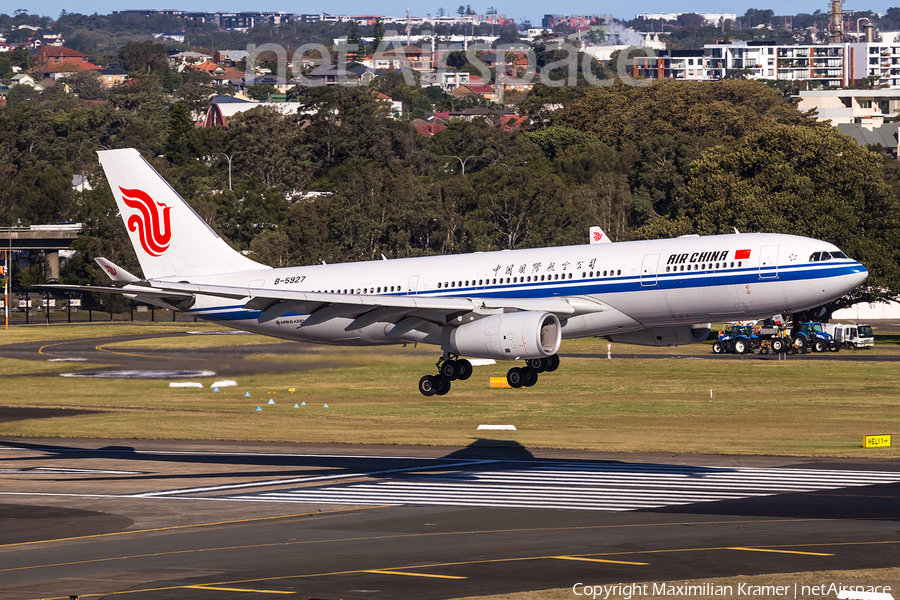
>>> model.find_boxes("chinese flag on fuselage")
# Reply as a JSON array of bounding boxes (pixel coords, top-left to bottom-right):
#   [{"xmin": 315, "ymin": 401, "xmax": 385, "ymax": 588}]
[{"xmin": 735, "ymin": 249, "xmax": 751, "ymax": 259}]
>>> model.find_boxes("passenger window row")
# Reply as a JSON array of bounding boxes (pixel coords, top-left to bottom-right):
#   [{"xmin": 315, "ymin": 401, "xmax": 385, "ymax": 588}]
[{"xmin": 665, "ymin": 261, "xmax": 742, "ymax": 273}]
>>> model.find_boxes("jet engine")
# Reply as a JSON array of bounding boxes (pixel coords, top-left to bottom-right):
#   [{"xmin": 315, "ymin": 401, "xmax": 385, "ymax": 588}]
[
  {"xmin": 449, "ymin": 311, "xmax": 562, "ymax": 360},
  {"xmin": 609, "ymin": 324, "xmax": 711, "ymax": 347}
]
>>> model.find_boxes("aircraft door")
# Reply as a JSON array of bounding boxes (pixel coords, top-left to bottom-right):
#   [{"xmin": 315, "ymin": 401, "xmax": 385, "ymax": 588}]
[
  {"xmin": 759, "ymin": 246, "xmax": 779, "ymax": 279},
  {"xmin": 407, "ymin": 275, "xmax": 419, "ymax": 295},
  {"xmin": 641, "ymin": 254, "xmax": 659, "ymax": 287}
]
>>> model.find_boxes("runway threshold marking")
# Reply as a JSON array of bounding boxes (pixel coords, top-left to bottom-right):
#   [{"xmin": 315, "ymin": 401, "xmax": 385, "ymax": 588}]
[
  {"xmin": 728, "ymin": 547, "xmax": 834, "ymax": 556},
  {"xmin": 363, "ymin": 569, "xmax": 467, "ymax": 579},
  {"xmin": 133, "ymin": 459, "xmax": 500, "ymax": 497},
  {"xmin": 554, "ymin": 556, "xmax": 650, "ymax": 565},
  {"xmin": 185, "ymin": 584, "xmax": 296, "ymax": 593}
]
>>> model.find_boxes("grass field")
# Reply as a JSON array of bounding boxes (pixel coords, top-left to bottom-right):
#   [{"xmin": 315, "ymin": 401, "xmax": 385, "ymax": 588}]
[{"xmin": 1, "ymin": 323, "xmax": 898, "ymax": 457}]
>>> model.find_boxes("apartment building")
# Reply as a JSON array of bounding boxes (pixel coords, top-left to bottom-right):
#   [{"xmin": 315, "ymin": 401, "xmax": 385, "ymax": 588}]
[
  {"xmin": 846, "ymin": 42, "xmax": 900, "ymax": 88},
  {"xmin": 703, "ymin": 41, "xmax": 847, "ymax": 87},
  {"xmin": 633, "ymin": 50, "xmax": 708, "ymax": 80}
]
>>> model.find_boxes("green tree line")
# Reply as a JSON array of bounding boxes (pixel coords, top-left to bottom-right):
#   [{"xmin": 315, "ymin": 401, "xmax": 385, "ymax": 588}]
[{"xmin": 1, "ymin": 77, "xmax": 898, "ymax": 312}]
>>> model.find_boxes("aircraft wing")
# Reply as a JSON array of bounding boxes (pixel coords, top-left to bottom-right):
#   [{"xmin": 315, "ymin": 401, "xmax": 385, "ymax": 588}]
[
  {"xmin": 36, "ymin": 284, "xmax": 194, "ymax": 301},
  {"xmin": 145, "ymin": 280, "xmax": 586, "ymax": 325}
]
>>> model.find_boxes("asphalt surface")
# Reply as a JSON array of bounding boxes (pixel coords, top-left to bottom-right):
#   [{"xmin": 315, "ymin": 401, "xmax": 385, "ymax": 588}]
[
  {"xmin": 1, "ymin": 330, "xmax": 899, "ymax": 599},
  {"xmin": 0, "ymin": 438, "xmax": 898, "ymax": 600}
]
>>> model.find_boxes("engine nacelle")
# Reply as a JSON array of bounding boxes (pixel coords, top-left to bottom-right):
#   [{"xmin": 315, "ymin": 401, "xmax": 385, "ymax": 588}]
[
  {"xmin": 609, "ymin": 324, "xmax": 711, "ymax": 347},
  {"xmin": 449, "ymin": 311, "xmax": 562, "ymax": 360}
]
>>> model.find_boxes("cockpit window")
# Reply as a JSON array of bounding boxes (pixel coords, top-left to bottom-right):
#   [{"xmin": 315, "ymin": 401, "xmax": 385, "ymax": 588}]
[{"xmin": 810, "ymin": 250, "xmax": 848, "ymax": 262}]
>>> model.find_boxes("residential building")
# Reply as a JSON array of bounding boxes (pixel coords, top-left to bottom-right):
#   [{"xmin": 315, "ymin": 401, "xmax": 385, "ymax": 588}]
[
  {"xmin": 637, "ymin": 12, "xmax": 737, "ymax": 27},
  {"xmin": 214, "ymin": 50, "xmax": 249, "ymax": 68},
  {"xmin": 846, "ymin": 41, "xmax": 900, "ymax": 88},
  {"xmin": 703, "ymin": 41, "xmax": 847, "ymax": 87},
  {"xmin": 542, "ymin": 14, "xmax": 612, "ymax": 28},
  {"xmin": 97, "ymin": 67, "xmax": 129, "ymax": 88},
  {"xmin": 451, "ymin": 84, "xmax": 498, "ymax": 102},
  {"xmin": 796, "ymin": 89, "xmax": 900, "ymax": 124},
  {"xmin": 169, "ymin": 51, "xmax": 213, "ymax": 72},
  {"xmin": 420, "ymin": 71, "xmax": 470, "ymax": 93},
  {"xmin": 633, "ymin": 50, "xmax": 708, "ymax": 80},
  {"xmin": 836, "ymin": 122, "xmax": 900, "ymax": 157}
]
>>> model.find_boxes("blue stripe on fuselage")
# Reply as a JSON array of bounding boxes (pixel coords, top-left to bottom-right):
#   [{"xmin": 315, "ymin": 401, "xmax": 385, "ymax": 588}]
[{"xmin": 187, "ymin": 261, "xmax": 866, "ymax": 321}]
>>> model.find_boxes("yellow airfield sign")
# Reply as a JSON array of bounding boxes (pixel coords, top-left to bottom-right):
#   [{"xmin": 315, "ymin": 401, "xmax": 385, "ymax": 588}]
[{"xmin": 864, "ymin": 435, "xmax": 892, "ymax": 448}]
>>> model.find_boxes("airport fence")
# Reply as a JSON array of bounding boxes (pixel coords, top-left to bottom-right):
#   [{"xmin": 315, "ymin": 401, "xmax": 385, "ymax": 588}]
[{"xmin": 1, "ymin": 290, "xmax": 197, "ymax": 326}]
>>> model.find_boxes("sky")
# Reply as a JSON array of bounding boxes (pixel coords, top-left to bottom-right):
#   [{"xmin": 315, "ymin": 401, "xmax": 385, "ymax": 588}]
[{"xmin": 18, "ymin": 1, "xmax": 900, "ymax": 28}]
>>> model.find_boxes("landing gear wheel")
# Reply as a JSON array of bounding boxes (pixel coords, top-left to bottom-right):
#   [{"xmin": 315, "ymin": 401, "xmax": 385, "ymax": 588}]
[
  {"xmin": 435, "ymin": 376, "xmax": 451, "ymax": 395},
  {"xmin": 506, "ymin": 367, "xmax": 526, "ymax": 388},
  {"xmin": 526, "ymin": 358, "xmax": 545, "ymax": 372},
  {"xmin": 440, "ymin": 360, "xmax": 459, "ymax": 380},
  {"xmin": 523, "ymin": 371, "xmax": 538, "ymax": 387},
  {"xmin": 456, "ymin": 359, "xmax": 473, "ymax": 380},
  {"xmin": 712, "ymin": 341, "xmax": 724, "ymax": 354},
  {"xmin": 419, "ymin": 375, "xmax": 437, "ymax": 397},
  {"xmin": 545, "ymin": 354, "xmax": 560, "ymax": 372},
  {"xmin": 771, "ymin": 338, "xmax": 784, "ymax": 353}
]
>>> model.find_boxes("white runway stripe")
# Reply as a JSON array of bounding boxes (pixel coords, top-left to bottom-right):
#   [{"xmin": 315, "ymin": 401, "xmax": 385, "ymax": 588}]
[{"xmin": 223, "ymin": 461, "xmax": 900, "ymax": 512}]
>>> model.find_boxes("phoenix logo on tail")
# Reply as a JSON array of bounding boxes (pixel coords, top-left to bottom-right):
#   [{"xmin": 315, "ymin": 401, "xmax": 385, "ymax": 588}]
[{"xmin": 120, "ymin": 187, "xmax": 172, "ymax": 256}]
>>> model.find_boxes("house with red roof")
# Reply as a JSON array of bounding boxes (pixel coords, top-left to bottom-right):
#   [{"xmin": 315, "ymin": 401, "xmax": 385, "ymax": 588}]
[{"xmin": 32, "ymin": 46, "xmax": 101, "ymax": 80}]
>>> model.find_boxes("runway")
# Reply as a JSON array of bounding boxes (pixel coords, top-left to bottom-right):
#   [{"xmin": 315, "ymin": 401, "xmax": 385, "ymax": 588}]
[{"xmin": 1, "ymin": 439, "xmax": 898, "ymax": 600}]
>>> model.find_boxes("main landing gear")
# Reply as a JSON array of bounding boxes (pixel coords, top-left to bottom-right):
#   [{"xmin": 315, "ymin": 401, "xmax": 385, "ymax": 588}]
[
  {"xmin": 505, "ymin": 354, "xmax": 560, "ymax": 389},
  {"xmin": 417, "ymin": 353, "xmax": 561, "ymax": 396},
  {"xmin": 418, "ymin": 355, "xmax": 473, "ymax": 397}
]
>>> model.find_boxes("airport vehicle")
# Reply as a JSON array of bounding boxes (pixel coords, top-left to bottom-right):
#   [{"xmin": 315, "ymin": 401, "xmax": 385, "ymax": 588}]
[
  {"xmin": 713, "ymin": 322, "xmax": 759, "ymax": 354},
  {"xmin": 824, "ymin": 323, "xmax": 875, "ymax": 349},
  {"xmin": 45, "ymin": 149, "xmax": 869, "ymax": 395},
  {"xmin": 792, "ymin": 321, "xmax": 839, "ymax": 352}
]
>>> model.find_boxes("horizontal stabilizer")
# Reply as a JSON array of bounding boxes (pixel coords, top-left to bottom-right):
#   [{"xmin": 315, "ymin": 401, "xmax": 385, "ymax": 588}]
[
  {"xmin": 95, "ymin": 258, "xmax": 140, "ymax": 283},
  {"xmin": 36, "ymin": 283, "xmax": 194, "ymax": 301}
]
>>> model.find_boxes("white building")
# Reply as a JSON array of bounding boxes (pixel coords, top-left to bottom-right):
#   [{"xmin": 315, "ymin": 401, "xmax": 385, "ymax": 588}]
[
  {"xmin": 796, "ymin": 89, "xmax": 900, "ymax": 125},
  {"xmin": 704, "ymin": 41, "xmax": 847, "ymax": 87}
]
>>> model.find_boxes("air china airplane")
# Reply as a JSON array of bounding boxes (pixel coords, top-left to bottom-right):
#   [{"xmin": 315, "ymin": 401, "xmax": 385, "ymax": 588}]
[{"xmin": 51, "ymin": 149, "xmax": 869, "ymax": 396}]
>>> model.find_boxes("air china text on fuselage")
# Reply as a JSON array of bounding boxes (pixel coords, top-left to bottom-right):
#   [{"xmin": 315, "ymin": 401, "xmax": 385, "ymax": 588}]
[{"xmin": 45, "ymin": 149, "xmax": 869, "ymax": 396}]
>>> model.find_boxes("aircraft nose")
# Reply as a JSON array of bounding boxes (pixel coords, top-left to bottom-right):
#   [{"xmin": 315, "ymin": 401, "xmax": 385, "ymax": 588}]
[{"xmin": 848, "ymin": 263, "xmax": 868, "ymax": 289}]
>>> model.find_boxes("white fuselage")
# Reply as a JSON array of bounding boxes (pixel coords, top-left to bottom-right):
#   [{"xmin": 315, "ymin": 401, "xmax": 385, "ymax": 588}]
[{"xmin": 164, "ymin": 233, "xmax": 867, "ymax": 350}]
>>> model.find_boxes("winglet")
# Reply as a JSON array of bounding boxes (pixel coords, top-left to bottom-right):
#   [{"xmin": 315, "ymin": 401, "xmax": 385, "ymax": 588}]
[
  {"xmin": 95, "ymin": 258, "xmax": 140, "ymax": 283},
  {"xmin": 589, "ymin": 226, "xmax": 611, "ymax": 244}
]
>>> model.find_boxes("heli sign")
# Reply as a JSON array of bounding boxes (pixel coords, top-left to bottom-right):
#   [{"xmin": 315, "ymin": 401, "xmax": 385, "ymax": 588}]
[{"xmin": 864, "ymin": 435, "xmax": 892, "ymax": 448}]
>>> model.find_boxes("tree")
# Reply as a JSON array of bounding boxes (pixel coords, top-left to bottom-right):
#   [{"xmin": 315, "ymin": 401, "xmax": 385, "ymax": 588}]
[
  {"xmin": 246, "ymin": 83, "xmax": 277, "ymax": 101},
  {"xmin": 372, "ymin": 18, "xmax": 384, "ymax": 53},
  {"xmin": 65, "ymin": 70, "xmax": 106, "ymax": 100},
  {"xmin": 456, "ymin": 6, "xmax": 466, "ymax": 17},
  {"xmin": 118, "ymin": 40, "xmax": 169, "ymax": 75},
  {"xmin": 164, "ymin": 102, "xmax": 195, "ymax": 164},
  {"xmin": 554, "ymin": 79, "xmax": 820, "ymax": 153},
  {"xmin": 636, "ymin": 125, "xmax": 900, "ymax": 309},
  {"xmin": 437, "ymin": 7, "xmax": 446, "ymax": 17}
]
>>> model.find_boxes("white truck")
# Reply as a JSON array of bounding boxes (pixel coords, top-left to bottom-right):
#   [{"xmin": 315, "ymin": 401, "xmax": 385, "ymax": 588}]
[{"xmin": 824, "ymin": 323, "xmax": 874, "ymax": 349}]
